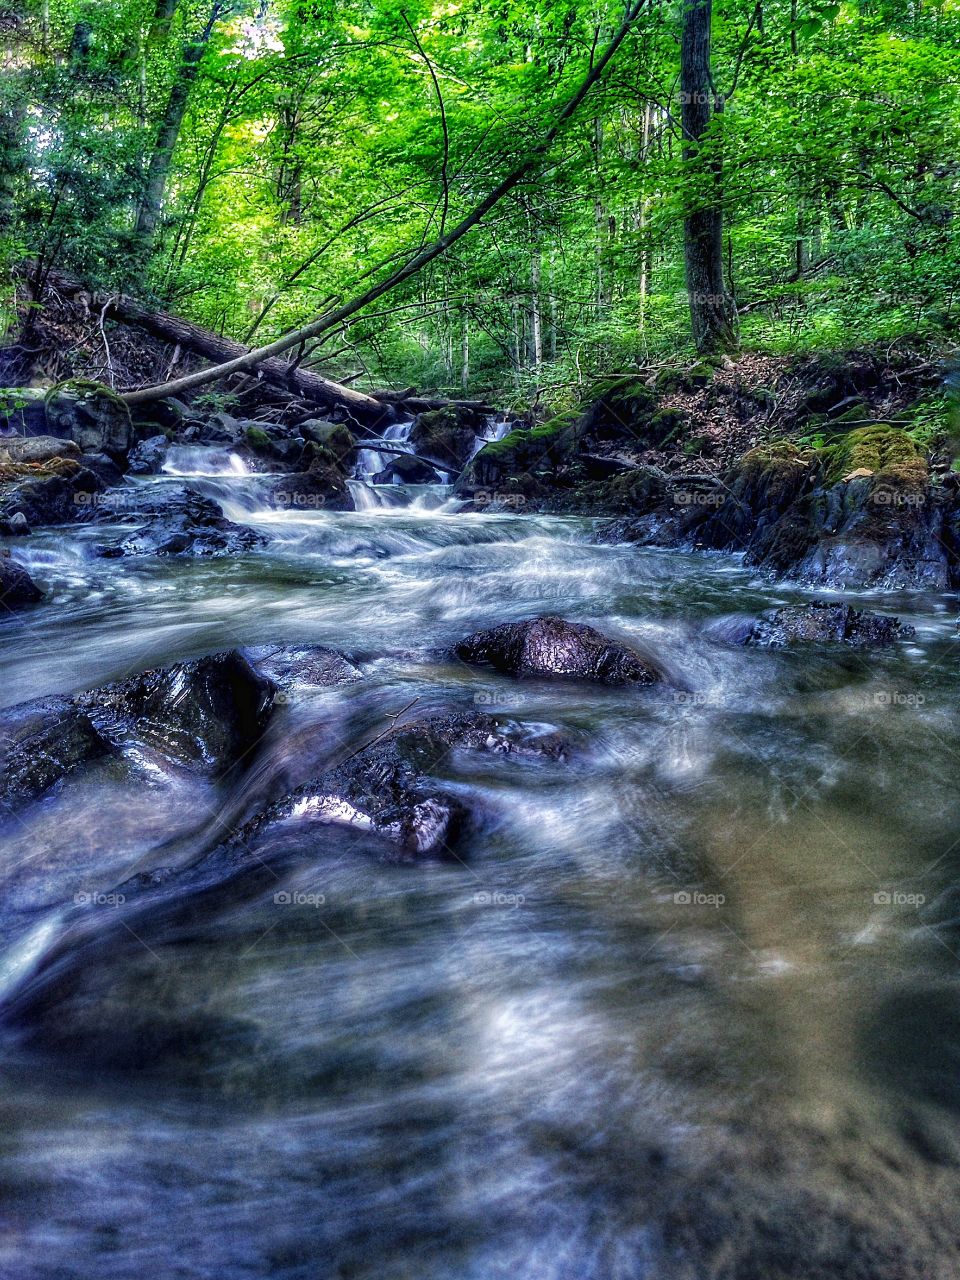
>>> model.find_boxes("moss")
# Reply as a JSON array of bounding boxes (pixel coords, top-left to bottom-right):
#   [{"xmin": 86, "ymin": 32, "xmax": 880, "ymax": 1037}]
[
  {"xmin": 815, "ymin": 426, "xmax": 924, "ymax": 486},
  {"xmin": 245, "ymin": 425, "xmax": 272, "ymax": 452},
  {"xmin": 648, "ymin": 407, "xmax": 687, "ymax": 446},
  {"xmin": 45, "ymin": 379, "xmax": 130, "ymax": 416}
]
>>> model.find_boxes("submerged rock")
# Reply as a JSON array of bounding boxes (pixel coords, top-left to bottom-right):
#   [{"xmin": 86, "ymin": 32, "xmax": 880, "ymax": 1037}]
[
  {"xmin": 454, "ymin": 615, "xmax": 664, "ymax": 685},
  {"xmin": 0, "ymin": 552, "xmax": 43, "ymax": 608},
  {"xmin": 0, "ymin": 696, "xmax": 110, "ymax": 808},
  {"xmin": 742, "ymin": 602, "xmax": 916, "ymax": 648},
  {"xmin": 245, "ymin": 643, "xmax": 363, "ymax": 689},
  {"xmin": 77, "ymin": 650, "xmax": 277, "ymax": 776},
  {"xmin": 272, "ymin": 711, "xmax": 568, "ymax": 859}
]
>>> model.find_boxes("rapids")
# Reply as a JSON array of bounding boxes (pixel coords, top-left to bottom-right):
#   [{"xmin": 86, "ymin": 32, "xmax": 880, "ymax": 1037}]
[{"xmin": 2, "ymin": 452, "xmax": 960, "ymax": 1278}]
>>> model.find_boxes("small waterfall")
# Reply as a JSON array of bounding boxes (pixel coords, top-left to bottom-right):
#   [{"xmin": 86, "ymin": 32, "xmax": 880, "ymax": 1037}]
[
  {"xmin": 163, "ymin": 446, "xmax": 250, "ymax": 477},
  {"xmin": 353, "ymin": 419, "xmax": 415, "ymax": 481},
  {"xmin": 468, "ymin": 414, "xmax": 515, "ymax": 461}
]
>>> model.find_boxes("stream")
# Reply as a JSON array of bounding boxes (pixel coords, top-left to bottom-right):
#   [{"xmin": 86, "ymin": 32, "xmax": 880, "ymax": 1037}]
[{"xmin": 2, "ymin": 449, "xmax": 960, "ymax": 1278}]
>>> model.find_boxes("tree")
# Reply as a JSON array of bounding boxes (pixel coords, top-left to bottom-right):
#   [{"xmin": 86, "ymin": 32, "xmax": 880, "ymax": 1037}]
[{"xmin": 679, "ymin": 0, "xmax": 738, "ymax": 354}]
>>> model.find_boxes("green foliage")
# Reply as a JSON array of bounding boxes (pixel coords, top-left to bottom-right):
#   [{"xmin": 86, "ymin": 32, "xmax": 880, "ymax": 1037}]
[{"xmin": 2, "ymin": 0, "xmax": 959, "ymax": 397}]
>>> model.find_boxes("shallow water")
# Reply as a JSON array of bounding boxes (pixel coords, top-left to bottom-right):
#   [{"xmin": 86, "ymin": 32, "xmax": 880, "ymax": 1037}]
[{"xmin": 2, "ymin": 467, "xmax": 960, "ymax": 1279}]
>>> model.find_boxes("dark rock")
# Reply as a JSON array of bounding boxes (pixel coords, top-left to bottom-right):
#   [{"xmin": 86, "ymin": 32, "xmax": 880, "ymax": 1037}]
[
  {"xmin": 0, "ymin": 696, "xmax": 110, "ymax": 808},
  {"xmin": 245, "ymin": 644, "xmax": 363, "ymax": 689},
  {"xmin": 454, "ymin": 616, "xmax": 664, "ymax": 685},
  {"xmin": 267, "ymin": 450, "xmax": 351, "ymax": 512},
  {"xmin": 374, "ymin": 453, "xmax": 442, "ymax": 485},
  {"xmin": 409, "ymin": 406, "xmax": 480, "ymax": 471},
  {"xmin": 127, "ymin": 434, "xmax": 170, "ymax": 475},
  {"xmin": 0, "ymin": 552, "xmax": 42, "ymax": 608},
  {"xmin": 77, "ymin": 650, "xmax": 277, "ymax": 776},
  {"xmin": 91, "ymin": 486, "xmax": 268, "ymax": 558},
  {"xmin": 0, "ymin": 458, "xmax": 104, "ymax": 527},
  {"xmin": 273, "ymin": 711, "xmax": 567, "ymax": 858},
  {"xmin": 742, "ymin": 602, "xmax": 916, "ymax": 648},
  {"xmin": 77, "ymin": 452, "xmax": 124, "ymax": 486},
  {"xmin": 298, "ymin": 419, "xmax": 356, "ymax": 467}
]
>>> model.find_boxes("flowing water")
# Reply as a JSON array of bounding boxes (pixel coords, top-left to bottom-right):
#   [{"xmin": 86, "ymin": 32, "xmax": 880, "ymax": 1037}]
[{"xmin": 2, "ymin": 453, "xmax": 960, "ymax": 1278}]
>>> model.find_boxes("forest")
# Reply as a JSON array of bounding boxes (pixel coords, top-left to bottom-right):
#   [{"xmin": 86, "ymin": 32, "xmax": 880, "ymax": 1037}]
[{"xmin": 1, "ymin": 2, "xmax": 960, "ymax": 1279}]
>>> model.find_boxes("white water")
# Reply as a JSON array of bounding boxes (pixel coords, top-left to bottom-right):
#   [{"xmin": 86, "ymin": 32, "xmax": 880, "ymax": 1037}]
[{"xmin": 163, "ymin": 445, "xmax": 251, "ymax": 477}]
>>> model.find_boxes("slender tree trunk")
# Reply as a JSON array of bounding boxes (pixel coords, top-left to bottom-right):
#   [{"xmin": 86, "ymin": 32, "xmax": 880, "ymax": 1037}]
[
  {"xmin": 461, "ymin": 310, "xmax": 470, "ymax": 392},
  {"xmin": 680, "ymin": 0, "xmax": 738, "ymax": 353},
  {"xmin": 134, "ymin": 4, "xmax": 219, "ymax": 263},
  {"xmin": 528, "ymin": 226, "xmax": 543, "ymax": 367}
]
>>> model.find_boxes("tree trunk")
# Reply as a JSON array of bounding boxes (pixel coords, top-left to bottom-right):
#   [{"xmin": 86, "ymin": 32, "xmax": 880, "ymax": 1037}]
[
  {"xmin": 134, "ymin": 4, "xmax": 219, "ymax": 261},
  {"xmin": 680, "ymin": 0, "xmax": 738, "ymax": 354}
]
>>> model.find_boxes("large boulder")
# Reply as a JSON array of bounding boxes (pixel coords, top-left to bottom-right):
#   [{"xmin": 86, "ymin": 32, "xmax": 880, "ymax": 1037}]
[
  {"xmin": 76, "ymin": 651, "xmax": 277, "ymax": 777},
  {"xmin": 741, "ymin": 602, "xmax": 916, "ymax": 648},
  {"xmin": 0, "ymin": 696, "xmax": 110, "ymax": 810},
  {"xmin": 690, "ymin": 429, "xmax": 950, "ymax": 590},
  {"xmin": 91, "ymin": 485, "xmax": 267, "ymax": 558},
  {"xmin": 267, "ymin": 446, "xmax": 351, "ymax": 512},
  {"xmin": 454, "ymin": 616, "xmax": 664, "ymax": 685},
  {"xmin": 44, "ymin": 383, "xmax": 133, "ymax": 458},
  {"xmin": 456, "ymin": 415, "xmax": 581, "ymax": 493},
  {"xmin": 373, "ymin": 453, "xmax": 442, "ymax": 485},
  {"xmin": 0, "ymin": 552, "xmax": 43, "ymax": 608}
]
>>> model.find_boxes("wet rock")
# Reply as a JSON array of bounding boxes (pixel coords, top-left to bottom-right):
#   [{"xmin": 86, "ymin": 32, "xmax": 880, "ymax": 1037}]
[
  {"xmin": 298, "ymin": 419, "xmax": 356, "ymax": 467},
  {"xmin": 0, "ymin": 696, "xmax": 110, "ymax": 808},
  {"xmin": 275, "ymin": 711, "xmax": 567, "ymax": 858},
  {"xmin": 0, "ymin": 552, "xmax": 43, "ymax": 608},
  {"xmin": 742, "ymin": 602, "xmax": 915, "ymax": 648},
  {"xmin": 77, "ymin": 650, "xmax": 277, "ymax": 776},
  {"xmin": 91, "ymin": 485, "xmax": 267, "ymax": 557},
  {"xmin": 0, "ymin": 435, "xmax": 81, "ymax": 465},
  {"xmin": 454, "ymin": 615, "xmax": 664, "ymax": 685},
  {"xmin": 127, "ymin": 434, "xmax": 169, "ymax": 475},
  {"xmin": 0, "ymin": 510, "xmax": 28, "ymax": 535},
  {"xmin": 245, "ymin": 643, "xmax": 363, "ymax": 689},
  {"xmin": 456, "ymin": 414, "xmax": 580, "ymax": 493}
]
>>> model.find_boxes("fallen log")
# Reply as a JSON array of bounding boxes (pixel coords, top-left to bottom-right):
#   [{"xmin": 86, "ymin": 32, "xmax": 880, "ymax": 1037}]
[{"xmin": 41, "ymin": 270, "xmax": 395, "ymax": 429}]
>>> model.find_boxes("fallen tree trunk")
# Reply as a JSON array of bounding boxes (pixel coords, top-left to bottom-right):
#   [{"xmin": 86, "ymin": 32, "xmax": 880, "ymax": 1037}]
[{"xmin": 42, "ymin": 270, "xmax": 395, "ymax": 428}]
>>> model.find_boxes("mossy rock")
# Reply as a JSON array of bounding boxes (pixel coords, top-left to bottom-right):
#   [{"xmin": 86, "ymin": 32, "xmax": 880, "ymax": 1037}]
[
  {"xmin": 245, "ymin": 425, "xmax": 272, "ymax": 453},
  {"xmin": 580, "ymin": 377, "xmax": 655, "ymax": 444},
  {"xmin": 814, "ymin": 426, "xmax": 925, "ymax": 487},
  {"xmin": 299, "ymin": 420, "xmax": 356, "ymax": 465},
  {"xmin": 648, "ymin": 407, "xmax": 687, "ymax": 447}
]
